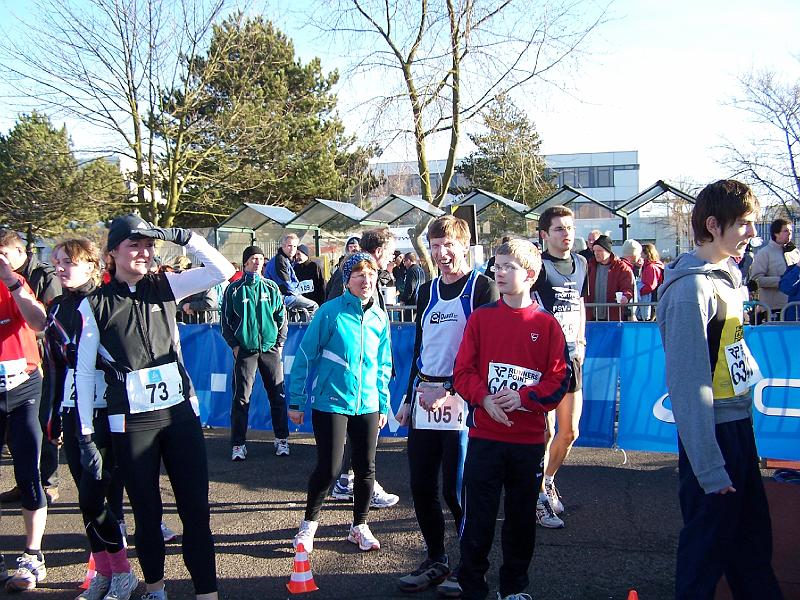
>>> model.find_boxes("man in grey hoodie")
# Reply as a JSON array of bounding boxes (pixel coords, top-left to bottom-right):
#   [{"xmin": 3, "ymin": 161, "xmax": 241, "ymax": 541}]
[{"xmin": 657, "ymin": 180, "xmax": 782, "ymax": 600}]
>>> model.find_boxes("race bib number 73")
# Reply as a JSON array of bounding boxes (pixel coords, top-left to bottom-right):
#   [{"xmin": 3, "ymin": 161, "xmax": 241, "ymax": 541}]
[{"xmin": 125, "ymin": 362, "xmax": 184, "ymax": 414}]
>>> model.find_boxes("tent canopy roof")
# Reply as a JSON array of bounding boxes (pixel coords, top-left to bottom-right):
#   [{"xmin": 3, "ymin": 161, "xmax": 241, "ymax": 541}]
[
  {"xmin": 287, "ymin": 198, "xmax": 367, "ymax": 231},
  {"xmin": 455, "ymin": 189, "xmax": 536, "ymax": 219},
  {"xmin": 361, "ymin": 194, "xmax": 446, "ymax": 226},
  {"xmin": 616, "ymin": 180, "xmax": 696, "ymax": 216}
]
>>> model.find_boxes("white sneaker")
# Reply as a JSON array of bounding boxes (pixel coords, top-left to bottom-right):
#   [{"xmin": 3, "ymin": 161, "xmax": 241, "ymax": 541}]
[
  {"xmin": 140, "ymin": 590, "xmax": 168, "ymax": 600},
  {"xmin": 370, "ymin": 481, "xmax": 399, "ymax": 508},
  {"xmin": 536, "ymin": 496, "xmax": 564, "ymax": 529},
  {"xmin": 275, "ymin": 439, "xmax": 290, "ymax": 457},
  {"xmin": 347, "ymin": 523, "xmax": 380, "ymax": 551},
  {"xmin": 293, "ymin": 519, "xmax": 319, "ymax": 553},
  {"xmin": 104, "ymin": 571, "xmax": 139, "ymax": 600},
  {"xmin": 231, "ymin": 444, "xmax": 247, "ymax": 461},
  {"xmin": 544, "ymin": 480, "xmax": 564, "ymax": 514},
  {"xmin": 331, "ymin": 478, "xmax": 354, "ymax": 500},
  {"xmin": 76, "ymin": 573, "xmax": 111, "ymax": 600},
  {"xmin": 160, "ymin": 522, "xmax": 178, "ymax": 542},
  {"xmin": 5, "ymin": 552, "xmax": 47, "ymax": 591},
  {"xmin": 497, "ymin": 593, "xmax": 533, "ymax": 600}
]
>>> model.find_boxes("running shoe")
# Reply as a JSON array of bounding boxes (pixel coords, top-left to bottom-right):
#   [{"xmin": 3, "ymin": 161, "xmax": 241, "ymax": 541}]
[
  {"xmin": 536, "ymin": 496, "xmax": 564, "ymax": 529},
  {"xmin": 161, "ymin": 522, "xmax": 178, "ymax": 542},
  {"xmin": 544, "ymin": 480, "xmax": 564, "ymax": 514},
  {"xmin": 397, "ymin": 558, "xmax": 450, "ymax": 593},
  {"xmin": 347, "ymin": 523, "xmax": 380, "ymax": 551},
  {"xmin": 76, "ymin": 573, "xmax": 110, "ymax": 600},
  {"xmin": 370, "ymin": 481, "xmax": 399, "ymax": 508},
  {"xmin": 497, "ymin": 593, "xmax": 533, "ymax": 600},
  {"xmin": 231, "ymin": 444, "xmax": 247, "ymax": 461},
  {"xmin": 331, "ymin": 479, "xmax": 354, "ymax": 501},
  {"xmin": 140, "ymin": 590, "xmax": 168, "ymax": 600},
  {"xmin": 104, "ymin": 571, "xmax": 139, "ymax": 600},
  {"xmin": 436, "ymin": 571, "xmax": 462, "ymax": 598},
  {"xmin": 274, "ymin": 439, "xmax": 290, "ymax": 457},
  {"xmin": 5, "ymin": 552, "xmax": 47, "ymax": 592},
  {"xmin": 292, "ymin": 519, "xmax": 319, "ymax": 553}
]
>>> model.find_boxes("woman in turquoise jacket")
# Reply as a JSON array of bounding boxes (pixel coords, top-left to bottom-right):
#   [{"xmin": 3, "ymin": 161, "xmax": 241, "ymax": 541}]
[{"xmin": 289, "ymin": 252, "xmax": 392, "ymax": 554}]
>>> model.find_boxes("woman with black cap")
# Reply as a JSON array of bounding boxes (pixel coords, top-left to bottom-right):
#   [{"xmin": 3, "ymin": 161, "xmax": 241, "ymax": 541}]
[{"xmin": 73, "ymin": 215, "xmax": 234, "ymax": 600}]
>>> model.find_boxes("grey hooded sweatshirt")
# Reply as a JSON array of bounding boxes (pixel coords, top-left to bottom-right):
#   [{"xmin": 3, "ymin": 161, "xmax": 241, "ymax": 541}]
[{"xmin": 656, "ymin": 251, "xmax": 753, "ymax": 494}]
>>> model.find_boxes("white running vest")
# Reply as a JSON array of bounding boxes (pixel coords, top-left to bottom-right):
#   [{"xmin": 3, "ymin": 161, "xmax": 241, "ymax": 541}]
[{"xmin": 416, "ymin": 270, "xmax": 478, "ymax": 378}]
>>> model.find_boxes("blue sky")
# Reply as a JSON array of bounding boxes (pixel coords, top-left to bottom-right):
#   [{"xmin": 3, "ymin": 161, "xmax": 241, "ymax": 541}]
[{"xmin": 1, "ymin": 0, "xmax": 798, "ymax": 190}]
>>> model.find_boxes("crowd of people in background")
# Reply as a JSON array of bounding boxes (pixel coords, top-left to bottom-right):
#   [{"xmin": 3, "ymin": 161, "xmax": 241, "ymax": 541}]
[{"xmin": 0, "ymin": 183, "xmax": 792, "ymax": 600}]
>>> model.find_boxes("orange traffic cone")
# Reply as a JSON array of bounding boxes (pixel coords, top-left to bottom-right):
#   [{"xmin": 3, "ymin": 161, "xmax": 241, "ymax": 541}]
[
  {"xmin": 79, "ymin": 553, "xmax": 96, "ymax": 590},
  {"xmin": 627, "ymin": 590, "xmax": 639, "ymax": 600},
  {"xmin": 286, "ymin": 543, "xmax": 318, "ymax": 594}
]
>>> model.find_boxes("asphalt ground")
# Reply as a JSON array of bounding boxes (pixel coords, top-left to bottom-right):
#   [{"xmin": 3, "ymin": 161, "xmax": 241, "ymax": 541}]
[{"xmin": 0, "ymin": 428, "xmax": 793, "ymax": 600}]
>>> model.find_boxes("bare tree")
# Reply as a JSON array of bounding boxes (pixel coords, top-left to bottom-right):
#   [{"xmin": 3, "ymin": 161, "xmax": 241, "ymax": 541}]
[
  {"xmin": 720, "ymin": 66, "xmax": 800, "ymax": 217},
  {"xmin": 0, "ymin": 0, "xmax": 228, "ymax": 226},
  {"xmin": 313, "ymin": 0, "xmax": 606, "ymax": 271}
]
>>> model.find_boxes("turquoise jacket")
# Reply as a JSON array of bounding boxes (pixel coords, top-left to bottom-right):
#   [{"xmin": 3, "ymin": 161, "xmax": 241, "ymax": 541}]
[{"xmin": 288, "ymin": 290, "xmax": 392, "ymax": 416}]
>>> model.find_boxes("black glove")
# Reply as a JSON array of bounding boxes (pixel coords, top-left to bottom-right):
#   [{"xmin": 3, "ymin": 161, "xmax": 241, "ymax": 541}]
[
  {"xmin": 78, "ymin": 437, "xmax": 103, "ymax": 481},
  {"xmin": 135, "ymin": 226, "xmax": 192, "ymax": 246},
  {"xmin": 47, "ymin": 415, "xmax": 63, "ymax": 442}
]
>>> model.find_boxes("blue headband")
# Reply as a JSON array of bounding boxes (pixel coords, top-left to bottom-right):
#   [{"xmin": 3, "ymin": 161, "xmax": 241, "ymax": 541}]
[{"xmin": 342, "ymin": 252, "xmax": 377, "ymax": 284}]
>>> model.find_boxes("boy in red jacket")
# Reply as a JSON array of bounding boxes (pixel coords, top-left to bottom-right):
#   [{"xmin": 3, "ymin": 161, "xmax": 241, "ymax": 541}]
[{"xmin": 454, "ymin": 239, "xmax": 570, "ymax": 600}]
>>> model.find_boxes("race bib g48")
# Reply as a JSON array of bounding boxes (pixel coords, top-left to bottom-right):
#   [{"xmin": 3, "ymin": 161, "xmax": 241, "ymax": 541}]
[
  {"xmin": 125, "ymin": 362, "xmax": 184, "ymax": 414},
  {"xmin": 488, "ymin": 361, "xmax": 541, "ymax": 395}
]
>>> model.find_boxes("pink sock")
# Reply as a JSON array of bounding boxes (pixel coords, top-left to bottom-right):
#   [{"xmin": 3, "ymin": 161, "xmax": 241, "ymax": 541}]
[
  {"xmin": 108, "ymin": 549, "xmax": 131, "ymax": 574},
  {"xmin": 93, "ymin": 551, "xmax": 112, "ymax": 578}
]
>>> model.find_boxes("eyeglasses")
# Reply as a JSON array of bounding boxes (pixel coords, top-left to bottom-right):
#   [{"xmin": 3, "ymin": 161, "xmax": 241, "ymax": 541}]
[{"xmin": 490, "ymin": 263, "xmax": 525, "ymax": 273}]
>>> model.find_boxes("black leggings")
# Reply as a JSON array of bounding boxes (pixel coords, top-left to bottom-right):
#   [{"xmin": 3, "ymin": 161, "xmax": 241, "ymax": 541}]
[
  {"xmin": 113, "ymin": 417, "xmax": 216, "ymax": 594},
  {"xmin": 63, "ymin": 408, "xmax": 125, "ymax": 554},
  {"xmin": 305, "ymin": 410, "xmax": 379, "ymax": 526},
  {"xmin": 0, "ymin": 371, "xmax": 46, "ymax": 511},
  {"xmin": 407, "ymin": 423, "xmax": 468, "ymax": 561}
]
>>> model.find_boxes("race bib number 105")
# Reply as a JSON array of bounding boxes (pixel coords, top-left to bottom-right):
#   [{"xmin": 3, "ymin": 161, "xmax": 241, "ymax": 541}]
[
  {"xmin": 126, "ymin": 362, "xmax": 184, "ymax": 414},
  {"xmin": 413, "ymin": 386, "xmax": 466, "ymax": 431}
]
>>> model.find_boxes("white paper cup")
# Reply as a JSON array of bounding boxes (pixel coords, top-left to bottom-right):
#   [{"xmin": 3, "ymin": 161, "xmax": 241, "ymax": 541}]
[{"xmin": 615, "ymin": 291, "xmax": 624, "ymax": 303}]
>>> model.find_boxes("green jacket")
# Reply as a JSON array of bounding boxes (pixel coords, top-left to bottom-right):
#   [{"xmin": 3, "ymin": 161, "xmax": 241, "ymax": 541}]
[{"xmin": 221, "ymin": 272, "xmax": 286, "ymax": 352}]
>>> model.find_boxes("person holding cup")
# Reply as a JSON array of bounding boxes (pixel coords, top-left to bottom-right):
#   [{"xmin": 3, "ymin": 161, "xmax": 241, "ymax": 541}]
[
  {"xmin": 394, "ymin": 215, "xmax": 498, "ymax": 597},
  {"xmin": 586, "ymin": 234, "xmax": 635, "ymax": 321}
]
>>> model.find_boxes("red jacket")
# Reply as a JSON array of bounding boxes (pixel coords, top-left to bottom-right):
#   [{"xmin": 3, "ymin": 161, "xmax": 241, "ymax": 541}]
[
  {"xmin": 640, "ymin": 260, "xmax": 664, "ymax": 296},
  {"xmin": 0, "ymin": 279, "xmax": 41, "ymax": 373},
  {"xmin": 453, "ymin": 299, "xmax": 569, "ymax": 445},
  {"xmin": 586, "ymin": 255, "xmax": 635, "ymax": 320}
]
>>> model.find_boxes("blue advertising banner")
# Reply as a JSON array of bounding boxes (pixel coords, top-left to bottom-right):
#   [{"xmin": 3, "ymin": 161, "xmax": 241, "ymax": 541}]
[
  {"xmin": 616, "ymin": 323, "xmax": 675, "ymax": 453},
  {"xmin": 179, "ymin": 322, "xmax": 800, "ymax": 459},
  {"xmin": 577, "ymin": 322, "xmax": 622, "ymax": 448},
  {"xmin": 616, "ymin": 324, "xmax": 800, "ymax": 461},
  {"xmin": 180, "ymin": 322, "xmax": 417, "ymax": 437}
]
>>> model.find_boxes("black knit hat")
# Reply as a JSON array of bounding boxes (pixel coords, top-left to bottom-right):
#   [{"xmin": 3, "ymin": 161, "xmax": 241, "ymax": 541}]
[
  {"xmin": 242, "ymin": 246, "xmax": 266, "ymax": 264},
  {"xmin": 297, "ymin": 244, "xmax": 311, "ymax": 258},
  {"xmin": 593, "ymin": 235, "xmax": 614, "ymax": 255},
  {"xmin": 107, "ymin": 214, "xmax": 150, "ymax": 251}
]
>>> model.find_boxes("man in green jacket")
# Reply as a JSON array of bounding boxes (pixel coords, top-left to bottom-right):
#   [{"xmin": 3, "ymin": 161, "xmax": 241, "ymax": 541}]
[{"xmin": 222, "ymin": 246, "xmax": 289, "ymax": 460}]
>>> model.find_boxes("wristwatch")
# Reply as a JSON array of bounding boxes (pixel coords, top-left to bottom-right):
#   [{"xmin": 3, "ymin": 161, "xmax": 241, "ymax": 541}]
[{"xmin": 443, "ymin": 380, "xmax": 454, "ymax": 394}]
